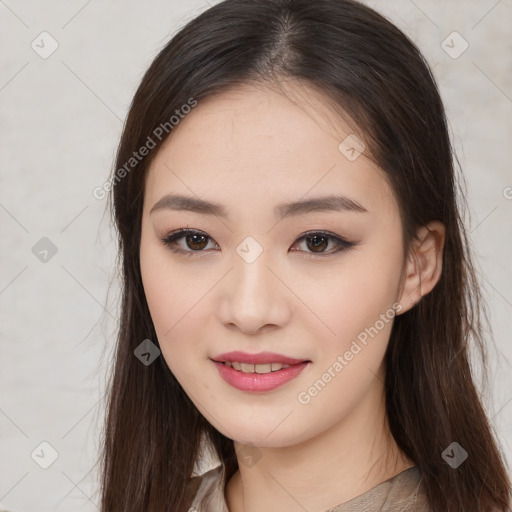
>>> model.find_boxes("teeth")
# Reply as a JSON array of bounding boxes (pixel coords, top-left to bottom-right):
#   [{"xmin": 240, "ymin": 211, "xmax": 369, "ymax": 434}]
[
  {"xmin": 223, "ymin": 361, "xmax": 291, "ymax": 374},
  {"xmin": 255, "ymin": 363, "xmax": 271, "ymax": 374}
]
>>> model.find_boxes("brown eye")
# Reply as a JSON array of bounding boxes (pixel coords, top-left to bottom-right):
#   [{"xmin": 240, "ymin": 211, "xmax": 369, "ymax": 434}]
[
  {"xmin": 160, "ymin": 229, "xmax": 218, "ymax": 256},
  {"xmin": 304, "ymin": 234, "xmax": 329, "ymax": 252},
  {"xmin": 184, "ymin": 233, "xmax": 209, "ymax": 251},
  {"xmin": 291, "ymin": 231, "xmax": 356, "ymax": 256},
  {"xmin": 161, "ymin": 228, "xmax": 356, "ymax": 258}
]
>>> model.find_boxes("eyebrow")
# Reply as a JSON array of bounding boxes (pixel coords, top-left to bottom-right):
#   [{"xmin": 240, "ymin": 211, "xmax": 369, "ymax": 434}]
[{"xmin": 149, "ymin": 193, "xmax": 368, "ymax": 219}]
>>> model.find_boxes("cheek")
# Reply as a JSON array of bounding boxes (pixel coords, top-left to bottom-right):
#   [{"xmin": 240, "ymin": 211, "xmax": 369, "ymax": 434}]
[
  {"xmin": 295, "ymin": 265, "xmax": 401, "ymax": 427},
  {"xmin": 140, "ymin": 230, "xmax": 199, "ymax": 333},
  {"xmin": 305, "ymin": 249, "xmax": 403, "ymax": 352},
  {"xmin": 140, "ymin": 237, "xmax": 216, "ymax": 385},
  {"xmin": 140, "ymin": 240, "xmax": 187, "ymax": 351}
]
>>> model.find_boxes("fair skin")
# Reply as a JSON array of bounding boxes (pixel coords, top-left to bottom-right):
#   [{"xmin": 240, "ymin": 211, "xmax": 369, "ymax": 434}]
[{"xmin": 139, "ymin": 82, "xmax": 445, "ymax": 512}]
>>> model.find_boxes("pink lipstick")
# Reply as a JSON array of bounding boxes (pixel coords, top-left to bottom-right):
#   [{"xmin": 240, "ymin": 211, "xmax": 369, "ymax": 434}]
[{"xmin": 211, "ymin": 351, "xmax": 311, "ymax": 392}]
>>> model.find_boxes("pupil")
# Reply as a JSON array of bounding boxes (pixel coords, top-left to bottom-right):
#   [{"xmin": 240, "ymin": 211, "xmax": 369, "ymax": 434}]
[
  {"xmin": 187, "ymin": 234, "xmax": 207, "ymax": 250},
  {"xmin": 307, "ymin": 235, "xmax": 327, "ymax": 252}
]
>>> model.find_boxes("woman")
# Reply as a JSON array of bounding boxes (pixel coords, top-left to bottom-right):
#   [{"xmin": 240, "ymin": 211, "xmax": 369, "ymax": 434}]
[{"xmin": 99, "ymin": 0, "xmax": 511, "ymax": 510}]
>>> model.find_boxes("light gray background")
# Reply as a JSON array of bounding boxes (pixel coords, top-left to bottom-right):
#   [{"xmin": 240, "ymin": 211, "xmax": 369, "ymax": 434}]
[{"xmin": 1, "ymin": 1, "xmax": 511, "ymax": 511}]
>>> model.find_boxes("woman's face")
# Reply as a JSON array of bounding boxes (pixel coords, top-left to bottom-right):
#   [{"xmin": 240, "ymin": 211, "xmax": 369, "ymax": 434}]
[{"xmin": 140, "ymin": 83, "xmax": 409, "ymax": 447}]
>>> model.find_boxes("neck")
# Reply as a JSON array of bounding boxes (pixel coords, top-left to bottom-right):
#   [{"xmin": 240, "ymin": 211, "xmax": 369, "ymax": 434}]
[{"xmin": 225, "ymin": 372, "xmax": 414, "ymax": 512}]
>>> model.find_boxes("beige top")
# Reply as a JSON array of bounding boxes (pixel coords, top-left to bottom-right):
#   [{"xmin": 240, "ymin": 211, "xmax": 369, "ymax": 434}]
[{"xmin": 186, "ymin": 434, "xmax": 431, "ymax": 512}]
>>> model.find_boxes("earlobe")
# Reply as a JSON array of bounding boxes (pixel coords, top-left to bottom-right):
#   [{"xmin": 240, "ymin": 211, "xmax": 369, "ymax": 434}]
[{"xmin": 396, "ymin": 221, "xmax": 446, "ymax": 315}]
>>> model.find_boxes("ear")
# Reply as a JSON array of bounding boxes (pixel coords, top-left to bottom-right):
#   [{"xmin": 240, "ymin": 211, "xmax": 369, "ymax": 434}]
[{"xmin": 396, "ymin": 220, "xmax": 446, "ymax": 315}]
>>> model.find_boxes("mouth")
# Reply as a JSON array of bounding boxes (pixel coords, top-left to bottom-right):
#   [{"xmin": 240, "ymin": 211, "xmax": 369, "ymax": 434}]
[
  {"xmin": 211, "ymin": 353, "xmax": 311, "ymax": 393},
  {"xmin": 212, "ymin": 351, "xmax": 310, "ymax": 369},
  {"xmin": 217, "ymin": 361, "xmax": 295, "ymax": 374},
  {"xmin": 211, "ymin": 351, "xmax": 311, "ymax": 392}
]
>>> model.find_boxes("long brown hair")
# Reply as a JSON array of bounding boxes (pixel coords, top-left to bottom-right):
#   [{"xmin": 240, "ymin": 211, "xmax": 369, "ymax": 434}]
[{"xmin": 98, "ymin": 0, "xmax": 511, "ymax": 510}]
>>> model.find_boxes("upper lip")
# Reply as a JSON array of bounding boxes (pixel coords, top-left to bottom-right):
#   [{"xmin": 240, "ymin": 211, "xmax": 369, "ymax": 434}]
[{"xmin": 212, "ymin": 351, "xmax": 309, "ymax": 365}]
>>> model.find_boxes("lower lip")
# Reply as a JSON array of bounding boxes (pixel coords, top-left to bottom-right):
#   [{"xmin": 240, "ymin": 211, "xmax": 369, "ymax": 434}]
[{"xmin": 212, "ymin": 361, "xmax": 310, "ymax": 392}]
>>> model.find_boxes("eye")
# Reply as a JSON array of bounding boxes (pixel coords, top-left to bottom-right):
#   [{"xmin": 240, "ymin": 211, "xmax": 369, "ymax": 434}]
[
  {"xmin": 160, "ymin": 228, "xmax": 219, "ymax": 257},
  {"xmin": 290, "ymin": 231, "xmax": 357, "ymax": 257},
  {"xmin": 160, "ymin": 228, "xmax": 357, "ymax": 257}
]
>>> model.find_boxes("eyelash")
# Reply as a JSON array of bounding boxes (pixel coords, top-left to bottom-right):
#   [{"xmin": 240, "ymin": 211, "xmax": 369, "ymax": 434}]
[{"xmin": 159, "ymin": 228, "xmax": 357, "ymax": 258}]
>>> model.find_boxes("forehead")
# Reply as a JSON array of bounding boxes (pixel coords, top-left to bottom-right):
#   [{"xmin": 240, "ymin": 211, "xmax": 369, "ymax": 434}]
[{"xmin": 144, "ymin": 82, "xmax": 397, "ymax": 218}]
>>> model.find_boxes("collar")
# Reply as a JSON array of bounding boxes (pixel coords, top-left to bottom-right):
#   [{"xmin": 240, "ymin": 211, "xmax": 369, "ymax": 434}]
[{"xmin": 190, "ymin": 431, "xmax": 223, "ymax": 478}]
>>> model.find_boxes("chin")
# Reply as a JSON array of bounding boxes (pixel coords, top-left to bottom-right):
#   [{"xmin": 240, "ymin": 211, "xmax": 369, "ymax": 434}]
[{"xmin": 213, "ymin": 419, "xmax": 313, "ymax": 449}]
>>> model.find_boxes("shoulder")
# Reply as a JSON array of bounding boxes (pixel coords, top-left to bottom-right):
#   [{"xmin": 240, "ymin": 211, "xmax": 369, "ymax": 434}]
[
  {"xmin": 383, "ymin": 466, "xmax": 431, "ymax": 512},
  {"xmin": 186, "ymin": 465, "xmax": 229, "ymax": 512},
  {"xmin": 326, "ymin": 465, "xmax": 431, "ymax": 512}
]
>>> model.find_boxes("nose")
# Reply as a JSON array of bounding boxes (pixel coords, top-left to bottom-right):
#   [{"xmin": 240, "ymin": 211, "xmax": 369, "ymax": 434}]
[{"xmin": 216, "ymin": 249, "xmax": 292, "ymax": 335}]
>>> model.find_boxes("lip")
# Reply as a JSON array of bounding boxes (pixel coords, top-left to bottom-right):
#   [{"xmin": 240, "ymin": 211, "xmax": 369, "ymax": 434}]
[
  {"xmin": 212, "ymin": 361, "xmax": 310, "ymax": 392},
  {"xmin": 212, "ymin": 351, "xmax": 308, "ymax": 365}
]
